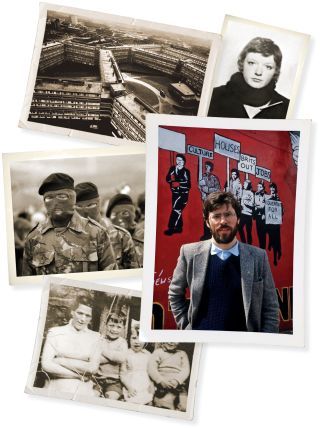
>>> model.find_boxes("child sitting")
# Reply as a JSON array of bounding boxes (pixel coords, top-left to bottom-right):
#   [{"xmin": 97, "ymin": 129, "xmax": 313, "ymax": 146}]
[
  {"xmin": 147, "ymin": 343, "xmax": 190, "ymax": 411},
  {"xmin": 97, "ymin": 313, "xmax": 128, "ymax": 400},
  {"xmin": 120, "ymin": 324, "xmax": 154, "ymax": 405}
]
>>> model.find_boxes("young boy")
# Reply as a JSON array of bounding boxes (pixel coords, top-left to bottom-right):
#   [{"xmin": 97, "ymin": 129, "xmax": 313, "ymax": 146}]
[
  {"xmin": 97, "ymin": 313, "xmax": 128, "ymax": 400},
  {"xmin": 120, "ymin": 325, "xmax": 154, "ymax": 405},
  {"xmin": 147, "ymin": 343, "xmax": 190, "ymax": 411}
]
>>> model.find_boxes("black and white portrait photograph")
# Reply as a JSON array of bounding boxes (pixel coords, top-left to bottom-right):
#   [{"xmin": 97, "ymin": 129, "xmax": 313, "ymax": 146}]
[
  {"xmin": 3, "ymin": 146, "xmax": 145, "ymax": 285},
  {"xmin": 25, "ymin": 277, "xmax": 200, "ymax": 420},
  {"xmin": 203, "ymin": 15, "xmax": 309, "ymax": 119},
  {"xmin": 19, "ymin": 3, "xmax": 220, "ymax": 144}
]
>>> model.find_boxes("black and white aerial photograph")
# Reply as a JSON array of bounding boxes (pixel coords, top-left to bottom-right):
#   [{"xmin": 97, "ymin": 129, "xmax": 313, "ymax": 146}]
[
  {"xmin": 25, "ymin": 278, "xmax": 200, "ymax": 419},
  {"xmin": 3, "ymin": 146, "xmax": 145, "ymax": 284},
  {"xmin": 20, "ymin": 4, "xmax": 219, "ymax": 143}
]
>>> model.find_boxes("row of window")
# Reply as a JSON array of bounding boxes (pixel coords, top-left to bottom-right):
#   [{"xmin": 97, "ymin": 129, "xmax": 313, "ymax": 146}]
[{"xmin": 113, "ymin": 100, "xmax": 145, "ymax": 130}]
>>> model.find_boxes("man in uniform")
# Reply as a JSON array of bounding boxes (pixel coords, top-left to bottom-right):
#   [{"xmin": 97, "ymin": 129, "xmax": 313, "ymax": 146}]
[
  {"xmin": 74, "ymin": 182, "xmax": 139, "ymax": 270},
  {"xmin": 106, "ymin": 194, "xmax": 144, "ymax": 267},
  {"xmin": 22, "ymin": 173, "xmax": 117, "ymax": 276}
]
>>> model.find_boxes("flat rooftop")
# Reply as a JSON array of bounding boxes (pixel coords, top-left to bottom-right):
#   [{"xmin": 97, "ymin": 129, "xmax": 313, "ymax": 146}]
[
  {"xmin": 35, "ymin": 79, "xmax": 102, "ymax": 94},
  {"xmin": 170, "ymin": 82, "xmax": 195, "ymax": 96},
  {"xmin": 115, "ymin": 93, "xmax": 156, "ymax": 122}
]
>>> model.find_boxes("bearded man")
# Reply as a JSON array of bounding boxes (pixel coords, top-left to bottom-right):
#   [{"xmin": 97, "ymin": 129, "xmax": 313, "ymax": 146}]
[
  {"xmin": 22, "ymin": 173, "xmax": 116, "ymax": 276},
  {"xmin": 168, "ymin": 191, "xmax": 279, "ymax": 332}
]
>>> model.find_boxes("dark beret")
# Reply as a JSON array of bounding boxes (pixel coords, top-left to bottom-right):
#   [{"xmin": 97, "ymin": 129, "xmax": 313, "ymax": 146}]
[
  {"xmin": 106, "ymin": 193, "xmax": 133, "ymax": 218},
  {"xmin": 38, "ymin": 173, "xmax": 74, "ymax": 195},
  {"xmin": 75, "ymin": 182, "xmax": 99, "ymax": 202}
]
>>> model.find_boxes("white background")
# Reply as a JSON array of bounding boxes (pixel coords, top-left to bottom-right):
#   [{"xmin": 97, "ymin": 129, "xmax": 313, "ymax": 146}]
[{"xmin": 0, "ymin": 0, "xmax": 318, "ymax": 427}]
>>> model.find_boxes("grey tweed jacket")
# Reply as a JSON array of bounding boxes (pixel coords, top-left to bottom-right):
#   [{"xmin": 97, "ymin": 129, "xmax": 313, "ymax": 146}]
[{"xmin": 168, "ymin": 240, "xmax": 279, "ymax": 332}]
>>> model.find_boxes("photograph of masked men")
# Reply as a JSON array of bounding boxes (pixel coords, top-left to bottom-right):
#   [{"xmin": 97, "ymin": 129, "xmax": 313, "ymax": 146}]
[
  {"xmin": 75, "ymin": 182, "xmax": 139, "ymax": 270},
  {"xmin": 165, "ymin": 154, "xmax": 191, "ymax": 236},
  {"xmin": 168, "ymin": 191, "xmax": 279, "ymax": 332},
  {"xmin": 254, "ymin": 180, "xmax": 267, "ymax": 249},
  {"xmin": 106, "ymin": 194, "xmax": 144, "ymax": 267},
  {"xmin": 208, "ymin": 37, "xmax": 289, "ymax": 119},
  {"xmin": 40, "ymin": 296, "xmax": 102, "ymax": 396},
  {"xmin": 22, "ymin": 173, "xmax": 117, "ymax": 275}
]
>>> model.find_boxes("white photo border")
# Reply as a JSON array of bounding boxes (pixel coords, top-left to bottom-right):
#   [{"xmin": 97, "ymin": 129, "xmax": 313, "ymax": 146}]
[
  {"xmin": 25, "ymin": 276, "xmax": 202, "ymax": 420},
  {"xmin": 3, "ymin": 144, "xmax": 145, "ymax": 285},
  {"xmin": 200, "ymin": 14, "xmax": 310, "ymax": 118},
  {"xmin": 19, "ymin": 2, "xmax": 220, "ymax": 145},
  {"xmin": 140, "ymin": 114, "xmax": 311, "ymax": 347}
]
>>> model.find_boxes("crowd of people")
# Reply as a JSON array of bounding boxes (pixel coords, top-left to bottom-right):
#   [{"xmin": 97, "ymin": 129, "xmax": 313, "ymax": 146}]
[
  {"xmin": 39, "ymin": 296, "xmax": 192, "ymax": 411},
  {"xmin": 13, "ymin": 173, "xmax": 145, "ymax": 276}
]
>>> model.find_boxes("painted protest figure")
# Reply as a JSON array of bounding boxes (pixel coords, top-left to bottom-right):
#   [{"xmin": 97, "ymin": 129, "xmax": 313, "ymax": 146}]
[
  {"xmin": 266, "ymin": 182, "xmax": 283, "ymax": 266},
  {"xmin": 224, "ymin": 168, "xmax": 242, "ymax": 202},
  {"xmin": 254, "ymin": 180, "xmax": 267, "ymax": 249},
  {"xmin": 238, "ymin": 179, "xmax": 254, "ymax": 244},
  {"xmin": 165, "ymin": 154, "xmax": 191, "ymax": 236},
  {"xmin": 199, "ymin": 160, "xmax": 221, "ymax": 240},
  {"xmin": 198, "ymin": 161, "xmax": 221, "ymax": 201}
]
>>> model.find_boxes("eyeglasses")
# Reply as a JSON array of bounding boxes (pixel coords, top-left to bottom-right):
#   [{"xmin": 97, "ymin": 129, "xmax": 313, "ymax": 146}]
[
  {"xmin": 44, "ymin": 193, "xmax": 70, "ymax": 202},
  {"xmin": 210, "ymin": 211, "xmax": 236, "ymax": 222}
]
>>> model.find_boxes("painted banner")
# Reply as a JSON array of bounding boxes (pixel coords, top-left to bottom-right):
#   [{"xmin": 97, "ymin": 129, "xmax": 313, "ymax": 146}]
[{"xmin": 265, "ymin": 199, "xmax": 283, "ymax": 225}]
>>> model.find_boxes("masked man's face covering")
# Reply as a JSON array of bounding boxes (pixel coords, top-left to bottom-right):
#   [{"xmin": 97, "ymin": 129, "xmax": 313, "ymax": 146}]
[
  {"xmin": 75, "ymin": 197, "xmax": 100, "ymax": 222},
  {"xmin": 44, "ymin": 189, "xmax": 76, "ymax": 226}
]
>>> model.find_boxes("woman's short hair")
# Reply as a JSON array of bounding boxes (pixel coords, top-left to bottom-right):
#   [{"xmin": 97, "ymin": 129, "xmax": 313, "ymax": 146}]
[
  {"xmin": 205, "ymin": 161, "xmax": 214, "ymax": 170},
  {"xmin": 238, "ymin": 37, "xmax": 283, "ymax": 82}
]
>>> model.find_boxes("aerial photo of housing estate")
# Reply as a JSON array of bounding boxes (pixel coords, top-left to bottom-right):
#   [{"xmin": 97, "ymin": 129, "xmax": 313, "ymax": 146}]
[{"xmin": 27, "ymin": 10, "xmax": 213, "ymax": 142}]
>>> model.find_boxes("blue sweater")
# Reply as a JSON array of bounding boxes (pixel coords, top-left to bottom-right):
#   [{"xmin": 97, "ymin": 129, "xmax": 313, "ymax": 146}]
[{"xmin": 193, "ymin": 254, "xmax": 247, "ymax": 331}]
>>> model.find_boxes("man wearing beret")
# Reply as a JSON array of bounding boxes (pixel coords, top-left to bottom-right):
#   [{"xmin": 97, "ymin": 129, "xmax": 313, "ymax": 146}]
[
  {"xmin": 74, "ymin": 182, "xmax": 139, "ymax": 270},
  {"xmin": 106, "ymin": 194, "xmax": 144, "ymax": 267},
  {"xmin": 22, "ymin": 173, "xmax": 117, "ymax": 276}
]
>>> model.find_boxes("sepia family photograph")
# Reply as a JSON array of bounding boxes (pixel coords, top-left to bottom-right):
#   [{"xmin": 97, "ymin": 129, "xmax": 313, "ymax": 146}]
[
  {"xmin": 25, "ymin": 277, "xmax": 200, "ymax": 419},
  {"xmin": 3, "ymin": 146, "xmax": 145, "ymax": 285}
]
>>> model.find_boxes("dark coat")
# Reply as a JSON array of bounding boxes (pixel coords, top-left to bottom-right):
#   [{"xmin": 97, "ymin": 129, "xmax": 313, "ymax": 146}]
[{"xmin": 208, "ymin": 84, "xmax": 290, "ymax": 119}]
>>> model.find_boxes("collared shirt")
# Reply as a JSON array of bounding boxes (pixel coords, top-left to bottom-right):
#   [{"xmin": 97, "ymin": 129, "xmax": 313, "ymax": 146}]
[{"xmin": 210, "ymin": 240, "xmax": 239, "ymax": 261}]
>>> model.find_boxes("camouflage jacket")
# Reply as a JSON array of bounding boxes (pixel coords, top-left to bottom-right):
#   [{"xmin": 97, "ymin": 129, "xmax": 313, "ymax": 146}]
[
  {"xmin": 101, "ymin": 219, "xmax": 139, "ymax": 270},
  {"xmin": 131, "ymin": 224, "xmax": 144, "ymax": 268},
  {"xmin": 22, "ymin": 211, "xmax": 117, "ymax": 276}
]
